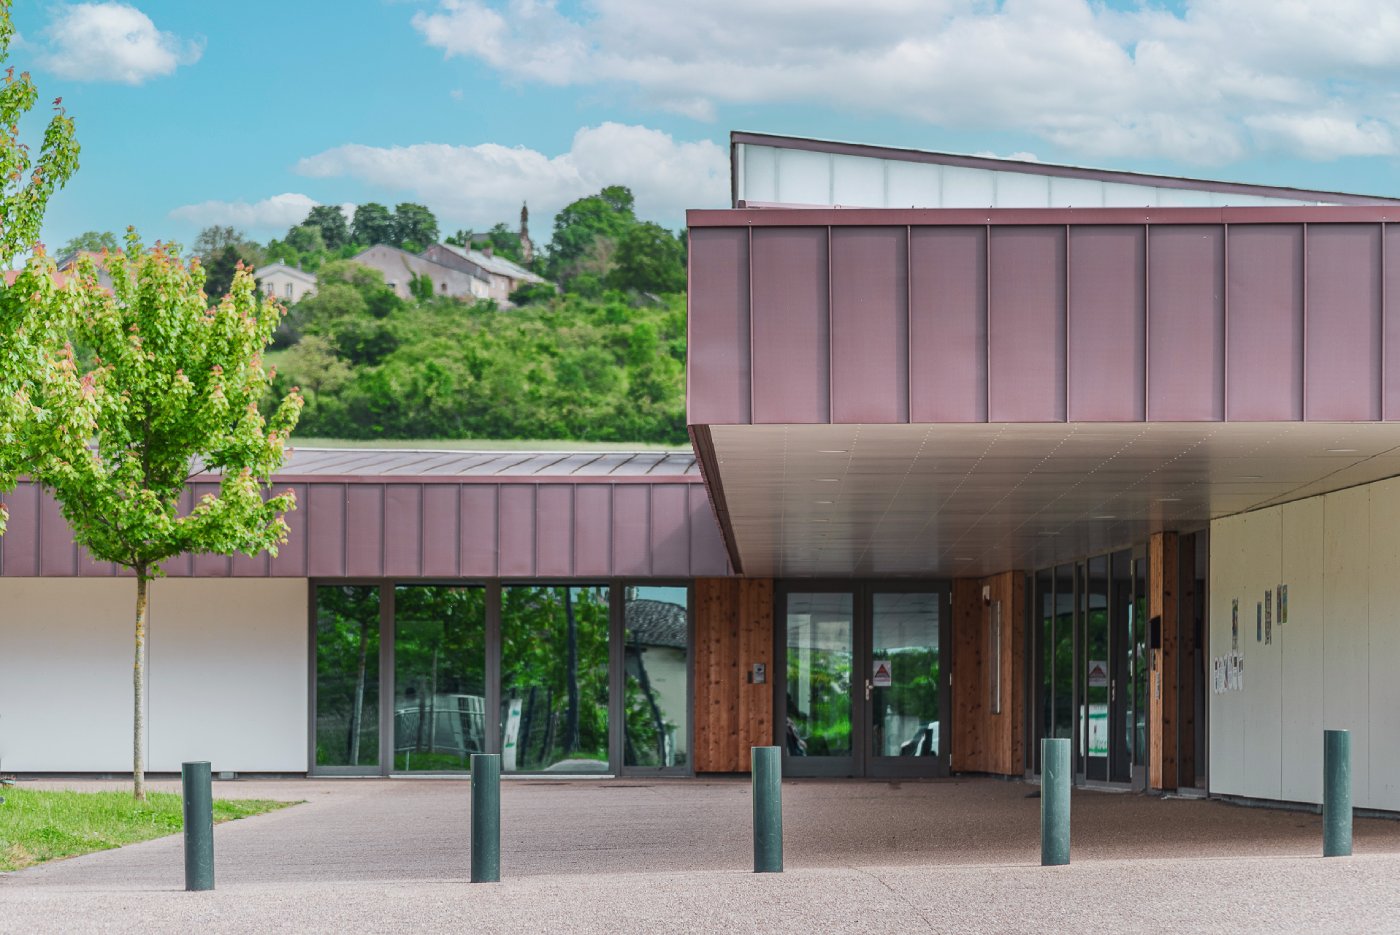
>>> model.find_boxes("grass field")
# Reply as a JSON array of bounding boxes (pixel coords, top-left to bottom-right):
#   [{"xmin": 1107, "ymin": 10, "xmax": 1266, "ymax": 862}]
[{"xmin": 0, "ymin": 789, "xmax": 294, "ymax": 872}]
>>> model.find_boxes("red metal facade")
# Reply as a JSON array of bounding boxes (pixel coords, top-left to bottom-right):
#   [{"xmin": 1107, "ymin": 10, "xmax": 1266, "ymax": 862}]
[
  {"xmin": 0, "ymin": 480, "xmax": 730, "ymax": 579},
  {"xmin": 687, "ymin": 207, "xmax": 1400, "ymax": 426}
]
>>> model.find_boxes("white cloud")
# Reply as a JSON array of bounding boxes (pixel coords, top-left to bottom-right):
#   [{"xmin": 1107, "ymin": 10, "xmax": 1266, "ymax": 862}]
[
  {"xmin": 43, "ymin": 3, "xmax": 202, "ymax": 84},
  {"xmin": 169, "ymin": 193, "xmax": 321, "ymax": 230},
  {"xmin": 295, "ymin": 123, "xmax": 727, "ymax": 230},
  {"xmin": 412, "ymin": 0, "xmax": 1400, "ymax": 164}
]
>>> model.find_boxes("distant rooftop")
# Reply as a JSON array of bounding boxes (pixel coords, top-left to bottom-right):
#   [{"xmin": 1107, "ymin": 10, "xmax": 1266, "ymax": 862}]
[
  {"xmin": 438, "ymin": 242, "xmax": 546, "ymax": 284},
  {"xmin": 731, "ymin": 131, "xmax": 1400, "ymax": 211},
  {"xmin": 271, "ymin": 447, "xmax": 698, "ymax": 480}
]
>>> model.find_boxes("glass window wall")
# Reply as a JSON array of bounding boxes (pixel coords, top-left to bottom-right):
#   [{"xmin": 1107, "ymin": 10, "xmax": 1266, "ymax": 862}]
[
  {"xmin": 315, "ymin": 585, "xmax": 381, "ymax": 768},
  {"xmin": 500, "ymin": 585, "xmax": 612, "ymax": 773},
  {"xmin": 785, "ymin": 592, "xmax": 854, "ymax": 758},
  {"xmin": 393, "ymin": 585, "xmax": 487, "ymax": 772},
  {"xmin": 623, "ymin": 586, "xmax": 690, "ymax": 768}
]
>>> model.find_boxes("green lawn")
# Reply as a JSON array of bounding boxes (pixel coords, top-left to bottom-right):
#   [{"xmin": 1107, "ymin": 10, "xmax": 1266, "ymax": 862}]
[{"xmin": 0, "ymin": 789, "xmax": 295, "ymax": 872}]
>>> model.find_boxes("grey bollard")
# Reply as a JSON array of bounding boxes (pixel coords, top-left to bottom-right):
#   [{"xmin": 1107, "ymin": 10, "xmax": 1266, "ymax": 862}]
[
  {"xmin": 1324, "ymin": 729, "xmax": 1352, "ymax": 857},
  {"xmin": 471, "ymin": 753, "xmax": 501, "ymax": 882},
  {"xmin": 752, "ymin": 746, "xmax": 783, "ymax": 873},
  {"xmin": 181, "ymin": 761, "xmax": 215, "ymax": 891},
  {"xmin": 1041, "ymin": 738, "xmax": 1071, "ymax": 866}
]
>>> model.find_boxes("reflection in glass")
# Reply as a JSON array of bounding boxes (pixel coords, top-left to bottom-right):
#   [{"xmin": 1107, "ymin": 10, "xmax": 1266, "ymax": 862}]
[
  {"xmin": 623, "ymin": 586, "xmax": 690, "ymax": 768},
  {"xmin": 1052, "ymin": 565, "xmax": 1075, "ymax": 742},
  {"xmin": 870, "ymin": 593, "xmax": 940, "ymax": 758},
  {"xmin": 393, "ymin": 586, "xmax": 486, "ymax": 772},
  {"xmin": 1134, "ymin": 557, "xmax": 1149, "ymax": 765},
  {"xmin": 315, "ymin": 585, "xmax": 381, "ymax": 767},
  {"xmin": 785, "ymin": 592, "xmax": 853, "ymax": 758},
  {"xmin": 501, "ymin": 585, "xmax": 611, "ymax": 772},
  {"xmin": 1084, "ymin": 555, "xmax": 1109, "ymax": 781},
  {"xmin": 1036, "ymin": 569, "xmax": 1053, "ymax": 773}
]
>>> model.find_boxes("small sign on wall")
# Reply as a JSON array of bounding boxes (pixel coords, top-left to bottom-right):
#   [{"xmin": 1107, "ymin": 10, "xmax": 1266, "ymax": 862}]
[
  {"xmin": 1279, "ymin": 584, "xmax": 1288, "ymax": 626},
  {"xmin": 1232, "ymin": 599, "xmax": 1239, "ymax": 651},
  {"xmin": 872, "ymin": 659, "xmax": 892, "ymax": 688}
]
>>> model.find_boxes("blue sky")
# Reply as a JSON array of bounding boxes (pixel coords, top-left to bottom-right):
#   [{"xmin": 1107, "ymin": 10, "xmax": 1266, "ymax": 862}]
[{"xmin": 12, "ymin": 0, "xmax": 1400, "ymax": 254}]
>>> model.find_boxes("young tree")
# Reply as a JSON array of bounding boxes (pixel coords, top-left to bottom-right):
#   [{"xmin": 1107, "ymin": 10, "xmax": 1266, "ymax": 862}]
[
  {"xmin": 0, "ymin": 0, "xmax": 82, "ymax": 536},
  {"xmin": 546, "ymin": 185, "xmax": 636, "ymax": 286},
  {"xmin": 22, "ymin": 236, "xmax": 303, "ymax": 799},
  {"xmin": 352, "ymin": 202, "xmax": 395, "ymax": 246}
]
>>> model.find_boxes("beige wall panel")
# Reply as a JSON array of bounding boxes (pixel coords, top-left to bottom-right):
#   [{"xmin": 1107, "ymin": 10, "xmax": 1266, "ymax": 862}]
[
  {"xmin": 1323, "ymin": 484, "xmax": 1372, "ymax": 805},
  {"xmin": 1208, "ymin": 512, "xmax": 1247, "ymax": 798},
  {"xmin": 1279, "ymin": 497, "xmax": 1326, "ymax": 804},
  {"xmin": 1367, "ymin": 477, "xmax": 1400, "ymax": 810},
  {"xmin": 1240, "ymin": 509, "xmax": 1283, "ymax": 801}
]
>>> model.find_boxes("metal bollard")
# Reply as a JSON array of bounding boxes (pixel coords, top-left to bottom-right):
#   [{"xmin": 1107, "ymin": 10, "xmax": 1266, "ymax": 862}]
[
  {"xmin": 471, "ymin": 753, "xmax": 501, "ymax": 882},
  {"xmin": 1041, "ymin": 738, "xmax": 1071, "ymax": 867},
  {"xmin": 1324, "ymin": 729, "xmax": 1352, "ymax": 857},
  {"xmin": 181, "ymin": 761, "xmax": 215, "ymax": 891},
  {"xmin": 752, "ymin": 745, "xmax": 783, "ymax": 873}
]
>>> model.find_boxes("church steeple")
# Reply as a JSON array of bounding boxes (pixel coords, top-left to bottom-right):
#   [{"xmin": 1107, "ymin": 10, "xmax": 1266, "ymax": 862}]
[{"xmin": 519, "ymin": 202, "xmax": 533, "ymax": 264}]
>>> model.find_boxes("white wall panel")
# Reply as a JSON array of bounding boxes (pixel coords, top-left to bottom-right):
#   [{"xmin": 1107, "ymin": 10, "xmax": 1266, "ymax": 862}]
[
  {"xmin": 1208, "ymin": 512, "xmax": 1247, "ymax": 796},
  {"xmin": 830, "ymin": 154, "xmax": 885, "ymax": 207},
  {"xmin": 1240, "ymin": 509, "xmax": 1283, "ymax": 801},
  {"xmin": 1323, "ymin": 485, "xmax": 1371, "ymax": 805},
  {"xmin": 148, "ymin": 579, "xmax": 308, "ymax": 773},
  {"xmin": 0, "ymin": 578, "xmax": 308, "ymax": 773},
  {"xmin": 1368, "ymin": 477, "xmax": 1400, "ymax": 809},
  {"xmin": 1210, "ymin": 474, "xmax": 1400, "ymax": 811},
  {"xmin": 0, "ymin": 579, "xmax": 136, "ymax": 771},
  {"xmin": 1279, "ymin": 498, "xmax": 1325, "ymax": 804}
]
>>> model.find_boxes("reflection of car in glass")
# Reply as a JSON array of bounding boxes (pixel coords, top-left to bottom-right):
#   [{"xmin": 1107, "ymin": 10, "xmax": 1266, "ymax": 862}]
[{"xmin": 900, "ymin": 721, "xmax": 939, "ymax": 757}]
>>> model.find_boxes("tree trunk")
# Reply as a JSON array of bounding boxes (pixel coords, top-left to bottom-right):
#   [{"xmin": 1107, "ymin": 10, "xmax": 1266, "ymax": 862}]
[
  {"xmin": 348, "ymin": 615, "xmax": 370, "ymax": 765},
  {"xmin": 132, "ymin": 565, "xmax": 149, "ymax": 801},
  {"xmin": 564, "ymin": 589, "xmax": 580, "ymax": 755},
  {"xmin": 631, "ymin": 642, "xmax": 669, "ymax": 765}
]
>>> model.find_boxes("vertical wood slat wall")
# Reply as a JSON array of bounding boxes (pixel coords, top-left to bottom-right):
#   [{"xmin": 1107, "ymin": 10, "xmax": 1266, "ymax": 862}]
[
  {"xmin": 692, "ymin": 578, "xmax": 774, "ymax": 772},
  {"xmin": 951, "ymin": 571, "xmax": 1025, "ymax": 775}
]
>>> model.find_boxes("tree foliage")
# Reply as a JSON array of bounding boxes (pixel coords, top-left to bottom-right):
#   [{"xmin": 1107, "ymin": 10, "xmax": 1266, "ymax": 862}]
[
  {"xmin": 0, "ymin": 7, "xmax": 80, "ymax": 269},
  {"xmin": 393, "ymin": 202, "xmax": 438, "ymax": 253},
  {"xmin": 545, "ymin": 185, "xmax": 636, "ymax": 287},
  {"xmin": 607, "ymin": 221, "xmax": 686, "ymax": 294},
  {"xmin": 58, "ymin": 230, "xmax": 118, "ymax": 257},
  {"xmin": 303, "ymin": 205, "xmax": 350, "ymax": 251},
  {"xmin": 352, "ymin": 202, "xmax": 395, "ymax": 247}
]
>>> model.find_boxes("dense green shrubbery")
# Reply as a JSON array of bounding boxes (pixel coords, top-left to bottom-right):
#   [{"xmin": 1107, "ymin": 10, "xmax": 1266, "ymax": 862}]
[{"xmin": 274, "ymin": 269, "xmax": 686, "ymax": 444}]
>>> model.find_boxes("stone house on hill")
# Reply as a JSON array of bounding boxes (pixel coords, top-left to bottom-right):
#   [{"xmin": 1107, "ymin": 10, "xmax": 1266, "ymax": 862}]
[
  {"xmin": 350, "ymin": 244, "xmax": 488, "ymax": 301},
  {"xmin": 422, "ymin": 243, "xmax": 549, "ymax": 305}
]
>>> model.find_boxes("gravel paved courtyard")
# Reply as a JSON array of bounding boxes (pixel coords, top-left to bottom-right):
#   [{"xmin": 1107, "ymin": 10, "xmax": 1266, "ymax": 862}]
[{"xmin": 4, "ymin": 777, "xmax": 1399, "ymax": 933}]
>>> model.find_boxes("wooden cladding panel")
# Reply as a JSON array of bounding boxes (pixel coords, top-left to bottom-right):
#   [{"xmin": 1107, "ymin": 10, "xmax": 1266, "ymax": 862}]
[
  {"xmin": 692, "ymin": 577, "xmax": 774, "ymax": 773},
  {"xmin": 951, "ymin": 571, "xmax": 1025, "ymax": 776},
  {"xmin": 1150, "ymin": 532, "xmax": 1180, "ymax": 790}
]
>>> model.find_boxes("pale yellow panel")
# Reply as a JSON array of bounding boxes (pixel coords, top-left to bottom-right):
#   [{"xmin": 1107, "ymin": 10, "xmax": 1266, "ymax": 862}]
[
  {"xmin": 1240, "ymin": 509, "xmax": 1283, "ymax": 801},
  {"xmin": 1367, "ymin": 477, "xmax": 1400, "ymax": 810},
  {"xmin": 1208, "ymin": 511, "xmax": 1248, "ymax": 797}
]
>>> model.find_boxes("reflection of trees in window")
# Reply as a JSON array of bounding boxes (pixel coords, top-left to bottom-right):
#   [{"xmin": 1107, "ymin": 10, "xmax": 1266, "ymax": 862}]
[
  {"xmin": 786, "ymin": 648, "xmax": 853, "ymax": 756},
  {"xmin": 394, "ymin": 586, "xmax": 486, "ymax": 771},
  {"xmin": 624, "ymin": 592, "xmax": 688, "ymax": 767},
  {"xmin": 316, "ymin": 586, "xmax": 381, "ymax": 767},
  {"xmin": 502, "ymin": 586, "xmax": 610, "ymax": 771}
]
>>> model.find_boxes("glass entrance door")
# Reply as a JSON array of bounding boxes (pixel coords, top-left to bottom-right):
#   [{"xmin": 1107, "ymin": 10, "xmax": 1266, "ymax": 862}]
[{"xmin": 781, "ymin": 584, "xmax": 948, "ymax": 778}]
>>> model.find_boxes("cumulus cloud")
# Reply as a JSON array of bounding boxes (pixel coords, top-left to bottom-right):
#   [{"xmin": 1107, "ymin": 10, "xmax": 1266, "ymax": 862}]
[
  {"xmin": 295, "ymin": 123, "xmax": 727, "ymax": 230},
  {"xmin": 169, "ymin": 193, "xmax": 322, "ymax": 230},
  {"xmin": 42, "ymin": 3, "xmax": 202, "ymax": 84},
  {"xmin": 412, "ymin": 0, "xmax": 1400, "ymax": 164}
]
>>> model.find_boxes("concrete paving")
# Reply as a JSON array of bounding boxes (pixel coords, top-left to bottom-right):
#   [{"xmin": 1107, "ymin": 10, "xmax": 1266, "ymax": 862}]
[{"xmin": 3, "ymin": 776, "xmax": 1400, "ymax": 933}]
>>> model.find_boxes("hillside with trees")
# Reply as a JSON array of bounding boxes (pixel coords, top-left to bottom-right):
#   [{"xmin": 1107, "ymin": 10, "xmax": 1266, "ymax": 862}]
[{"xmin": 64, "ymin": 187, "xmax": 691, "ymax": 445}]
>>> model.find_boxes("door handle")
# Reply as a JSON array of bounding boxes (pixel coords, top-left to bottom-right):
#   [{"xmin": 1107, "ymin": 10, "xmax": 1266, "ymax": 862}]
[{"xmin": 865, "ymin": 679, "xmax": 873, "ymax": 701}]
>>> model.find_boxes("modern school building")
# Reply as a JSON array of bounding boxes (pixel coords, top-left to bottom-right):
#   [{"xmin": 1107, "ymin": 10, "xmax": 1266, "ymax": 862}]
[{"xmin": 6, "ymin": 132, "xmax": 1400, "ymax": 814}]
